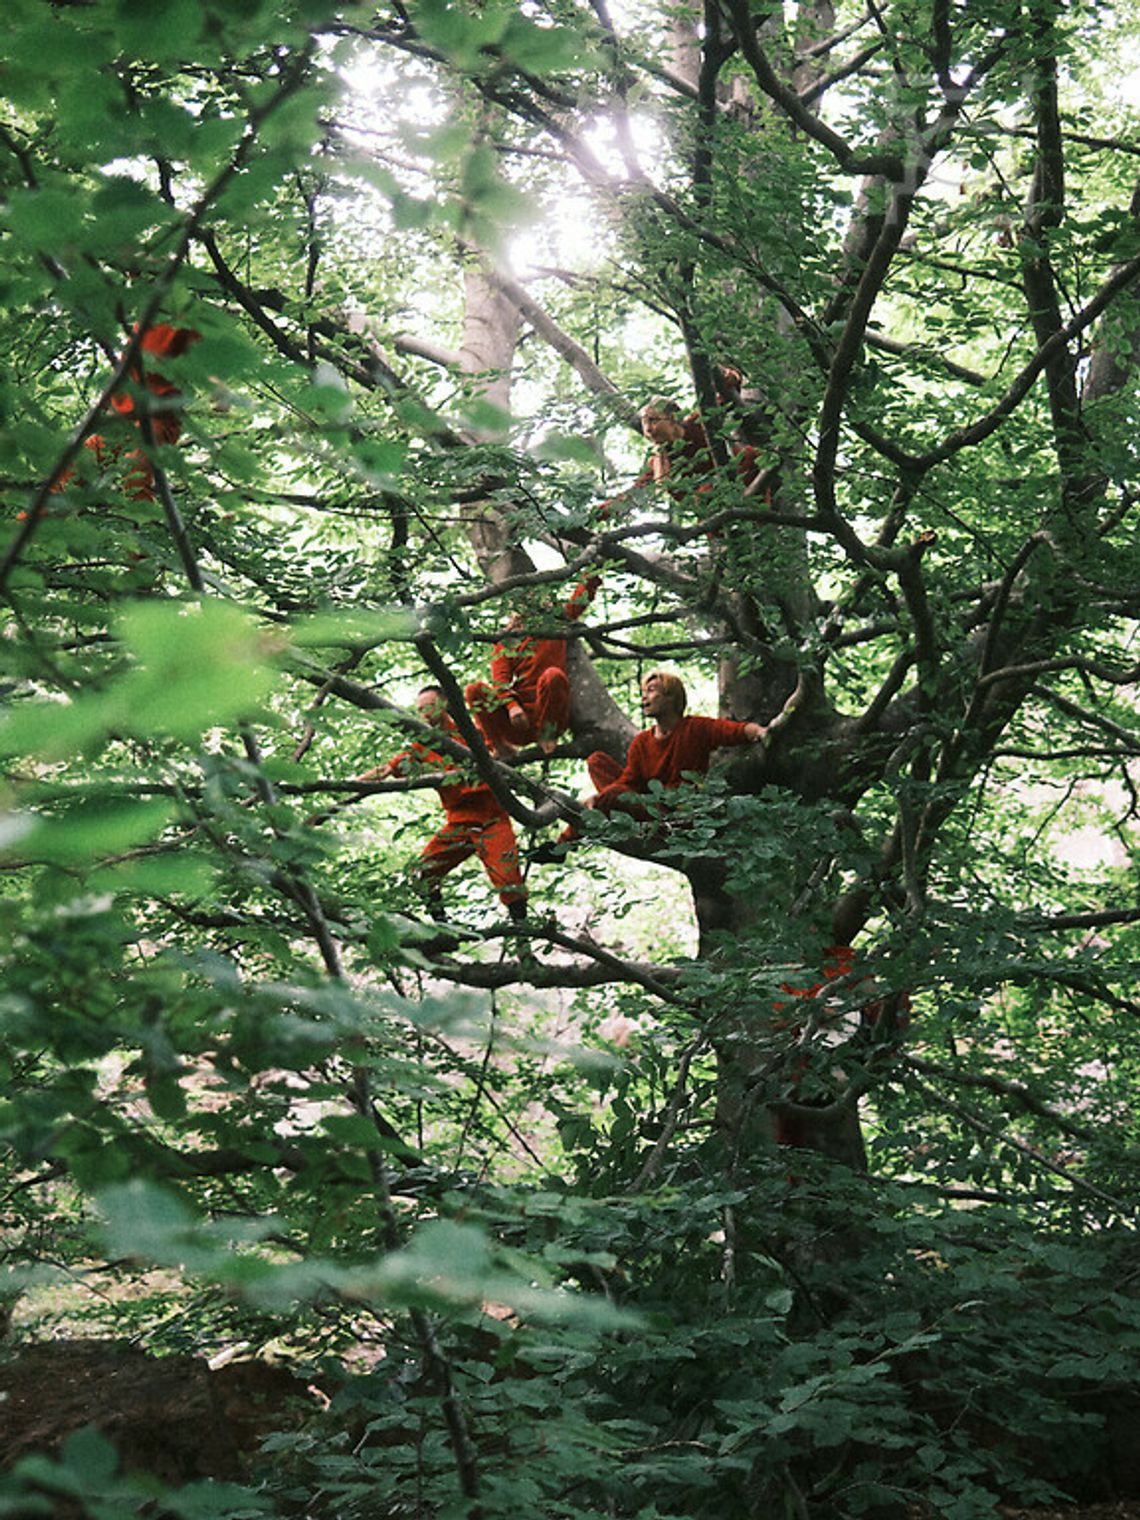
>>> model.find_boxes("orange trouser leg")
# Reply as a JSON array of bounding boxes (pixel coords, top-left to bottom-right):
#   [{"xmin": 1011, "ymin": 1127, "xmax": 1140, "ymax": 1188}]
[
  {"xmin": 465, "ymin": 681, "xmax": 527, "ymax": 749},
  {"xmin": 121, "ymin": 414, "xmax": 183, "ymax": 502},
  {"xmin": 557, "ymin": 752, "xmax": 627, "ymax": 843},
  {"xmin": 418, "ymin": 820, "xmax": 477, "ymax": 882},
  {"xmin": 473, "ymin": 813, "xmax": 526, "ymax": 905},
  {"xmin": 587, "ymin": 751, "xmax": 621, "ymax": 791},
  {"xmin": 533, "ymin": 668, "xmax": 570, "ymax": 739}
]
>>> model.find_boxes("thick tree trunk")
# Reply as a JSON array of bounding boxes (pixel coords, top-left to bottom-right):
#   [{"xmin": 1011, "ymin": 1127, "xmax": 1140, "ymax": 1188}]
[{"xmin": 459, "ymin": 262, "xmax": 530, "ymax": 583}]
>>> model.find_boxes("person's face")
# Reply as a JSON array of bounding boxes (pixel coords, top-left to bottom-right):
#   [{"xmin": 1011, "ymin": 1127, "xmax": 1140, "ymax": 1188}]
[
  {"xmin": 641, "ymin": 674, "xmax": 678, "ymax": 720},
  {"xmin": 416, "ymin": 689, "xmax": 448, "ymax": 724},
  {"xmin": 641, "ymin": 409, "xmax": 684, "ymax": 446}
]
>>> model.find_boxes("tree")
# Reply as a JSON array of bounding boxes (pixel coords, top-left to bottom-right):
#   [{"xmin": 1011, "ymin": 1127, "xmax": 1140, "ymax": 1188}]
[{"xmin": 3, "ymin": 0, "xmax": 1140, "ymax": 1515}]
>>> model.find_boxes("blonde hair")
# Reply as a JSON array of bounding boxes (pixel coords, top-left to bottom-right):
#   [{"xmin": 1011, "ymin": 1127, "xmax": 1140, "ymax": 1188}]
[
  {"xmin": 639, "ymin": 396, "xmax": 683, "ymax": 423},
  {"xmin": 643, "ymin": 668, "xmax": 687, "ymax": 713}
]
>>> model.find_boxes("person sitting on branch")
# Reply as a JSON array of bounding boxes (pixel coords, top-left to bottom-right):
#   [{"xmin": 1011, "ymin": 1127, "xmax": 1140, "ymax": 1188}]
[
  {"xmin": 588, "ymin": 669, "xmax": 766, "ymax": 816},
  {"xmin": 532, "ymin": 669, "xmax": 766, "ymax": 860},
  {"xmin": 357, "ymin": 685, "xmax": 528, "ymax": 924},
  {"xmin": 613, "ymin": 362, "xmax": 763, "ymax": 506},
  {"xmin": 464, "ymin": 576, "xmax": 600, "ymax": 759}
]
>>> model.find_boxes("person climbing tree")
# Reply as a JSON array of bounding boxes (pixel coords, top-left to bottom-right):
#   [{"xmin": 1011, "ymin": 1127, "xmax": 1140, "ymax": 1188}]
[
  {"xmin": 601, "ymin": 371, "xmax": 763, "ymax": 525},
  {"xmin": 636, "ymin": 397, "xmax": 757, "ymax": 489},
  {"xmin": 464, "ymin": 575, "xmax": 599, "ymax": 758},
  {"xmin": 358, "ymin": 685, "xmax": 528, "ymax": 923}
]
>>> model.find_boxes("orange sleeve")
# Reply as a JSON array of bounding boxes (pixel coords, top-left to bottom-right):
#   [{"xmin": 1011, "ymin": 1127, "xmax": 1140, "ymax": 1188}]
[
  {"xmin": 489, "ymin": 643, "xmax": 519, "ymax": 699},
  {"xmin": 563, "ymin": 574, "xmax": 599, "ymax": 621}
]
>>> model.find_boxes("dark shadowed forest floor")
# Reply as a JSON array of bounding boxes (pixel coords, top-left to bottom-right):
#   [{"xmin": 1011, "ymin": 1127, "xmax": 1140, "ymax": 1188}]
[{"xmin": 2, "ymin": 1339, "xmax": 1137, "ymax": 1518}]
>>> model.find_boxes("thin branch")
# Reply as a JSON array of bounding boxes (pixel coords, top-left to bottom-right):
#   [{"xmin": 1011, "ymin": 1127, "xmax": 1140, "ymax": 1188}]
[
  {"xmin": 901, "ymin": 1054, "xmax": 1101, "ymax": 1143},
  {"xmin": 905, "ymin": 1071, "xmax": 1130, "ymax": 1213},
  {"xmin": 723, "ymin": 0, "xmax": 904, "ymax": 177},
  {"xmin": 480, "ymin": 261, "xmax": 641, "ymax": 429}
]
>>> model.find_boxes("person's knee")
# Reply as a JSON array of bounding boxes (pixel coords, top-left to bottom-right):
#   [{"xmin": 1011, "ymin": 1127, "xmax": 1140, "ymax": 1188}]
[{"xmin": 587, "ymin": 750, "xmax": 621, "ymax": 791}]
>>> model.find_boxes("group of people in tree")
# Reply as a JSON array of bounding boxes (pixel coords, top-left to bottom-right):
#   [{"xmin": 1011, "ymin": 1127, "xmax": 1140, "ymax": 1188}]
[
  {"xmin": 44, "ymin": 322, "xmax": 908, "ymax": 1145},
  {"xmin": 369, "ymin": 663, "xmax": 767, "ymax": 926},
  {"xmin": 50, "ymin": 324, "xmax": 771, "ymax": 929},
  {"xmin": 367, "ymin": 381, "xmax": 769, "ymax": 925}
]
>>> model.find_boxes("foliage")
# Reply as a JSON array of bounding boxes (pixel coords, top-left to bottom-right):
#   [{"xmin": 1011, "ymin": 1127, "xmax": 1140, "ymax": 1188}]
[{"xmin": 2, "ymin": 0, "xmax": 1140, "ymax": 1516}]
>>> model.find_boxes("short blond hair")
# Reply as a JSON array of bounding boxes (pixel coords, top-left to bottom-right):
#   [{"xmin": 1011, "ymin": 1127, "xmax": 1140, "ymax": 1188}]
[
  {"xmin": 643, "ymin": 668, "xmax": 687, "ymax": 713},
  {"xmin": 639, "ymin": 396, "xmax": 683, "ymax": 424}
]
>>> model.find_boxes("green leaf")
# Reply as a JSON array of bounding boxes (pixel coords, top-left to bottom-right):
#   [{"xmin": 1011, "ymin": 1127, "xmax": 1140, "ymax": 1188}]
[
  {"xmin": 16, "ymin": 798, "xmax": 175, "ymax": 866},
  {"xmin": 116, "ymin": 598, "xmax": 276, "ymax": 741},
  {"xmin": 57, "ymin": 1427, "xmax": 118, "ymax": 1486},
  {"xmin": 290, "ymin": 605, "xmax": 417, "ymax": 649}
]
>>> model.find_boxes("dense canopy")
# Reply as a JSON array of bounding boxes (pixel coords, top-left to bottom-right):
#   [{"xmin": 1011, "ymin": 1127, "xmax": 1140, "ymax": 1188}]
[{"xmin": 2, "ymin": 0, "xmax": 1140, "ymax": 1515}]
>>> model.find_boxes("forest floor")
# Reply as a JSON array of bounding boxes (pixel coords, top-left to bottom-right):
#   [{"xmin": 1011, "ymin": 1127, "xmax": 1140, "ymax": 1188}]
[
  {"xmin": 1000, "ymin": 1509, "xmax": 1140, "ymax": 1520},
  {"xmin": 2, "ymin": 1339, "xmax": 1137, "ymax": 1518}
]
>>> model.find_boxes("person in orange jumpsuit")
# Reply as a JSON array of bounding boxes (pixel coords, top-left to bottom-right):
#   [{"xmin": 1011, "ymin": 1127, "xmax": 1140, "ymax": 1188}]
[
  {"xmin": 587, "ymin": 669, "xmax": 765, "ymax": 817},
  {"xmin": 360, "ymin": 686, "xmax": 527, "ymax": 921},
  {"xmin": 464, "ymin": 575, "xmax": 599, "ymax": 758},
  {"xmin": 531, "ymin": 669, "xmax": 765, "ymax": 860},
  {"xmin": 51, "ymin": 322, "xmax": 199, "ymax": 504},
  {"xmin": 771, "ymin": 946, "xmax": 912, "ymax": 1147}
]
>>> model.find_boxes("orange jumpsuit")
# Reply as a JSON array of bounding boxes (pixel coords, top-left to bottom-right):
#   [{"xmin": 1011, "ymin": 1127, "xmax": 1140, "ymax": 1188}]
[
  {"xmin": 53, "ymin": 323, "xmax": 199, "ymax": 503},
  {"xmin": 773, "ymin": 946, "xmax": 912, "ymax": 1147},
  {"xmin": 387, "ymin": 722, "xmax": 526, "ymax": 908},
  {"xmin": 465, "ymin": 577, "xmax": 598, "ymax": 752}
]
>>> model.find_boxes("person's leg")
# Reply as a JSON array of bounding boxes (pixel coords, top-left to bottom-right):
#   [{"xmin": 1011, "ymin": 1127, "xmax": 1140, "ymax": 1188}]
[
  {"xmin": 533, "ymin": 668, "xmax": 571, "ymax": 751},
  {"xmin": 121, "ymin": 448, "xmax": 157, "ymax": 502},
  {"xmin": 415, "ymin": 820, "xmax": 475, "ymax": 910},
  {"xmin": 587, "ymin": 751, "xmax": 622, "ymax": 791},
  {"xmin": 532, "ymin": 751, "xmax": 630, "ymax": 863},
  {"xmin": 465, "ymin": 681, "xmax": 527, "ymax": 755},
  {"xmin": 473, "ymin": 814, "xmax": 527, "ymax": 912}
]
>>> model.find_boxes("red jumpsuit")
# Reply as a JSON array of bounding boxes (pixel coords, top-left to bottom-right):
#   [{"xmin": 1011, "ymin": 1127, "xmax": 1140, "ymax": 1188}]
[
  {"xmin": 53, "ymin": 323, "xmax": 199, "ymax": 503},
  {"xmin": 465, "ymin": 577, "xmax": 598, "ymax": 752},
  {"xmin": 591, "ymin": 714, "xmax": 758, "ymax": 819},
  {"xmin": 603, "ymin": 416, "xmax": 761, "ymax": 519},
  {"xmin": 387, "ymin": 724, "xmax": 526, "ymax": 908},
  {"xmin": 772, "ymin": 946, "xmax": 912, "ymax": 1147}
]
